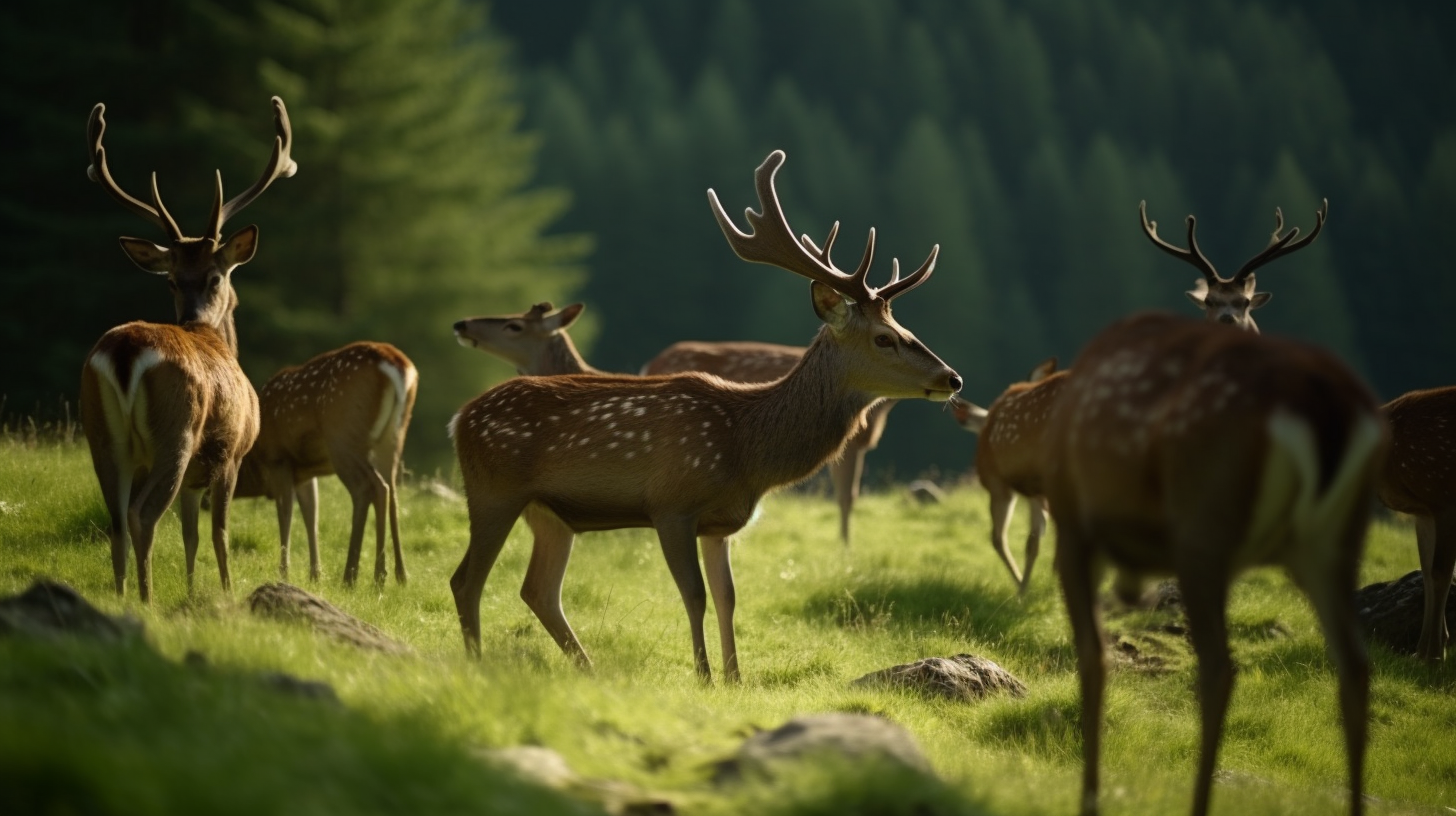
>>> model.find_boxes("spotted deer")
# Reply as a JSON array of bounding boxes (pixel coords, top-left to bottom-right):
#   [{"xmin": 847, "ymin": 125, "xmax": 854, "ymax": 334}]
[
  {"xmin": 1375, "ymin": 385, "xmax": 1456, "ymax": 661},
  {"xmin": 234, "ymin": 342, "xmax": 417, "ymax": 587},
  {"xmin": 643, "ymin": 341, "xmax": 898, "ymax": 546},
  {"xmin": 1140, "ymin": 199, "xmax": 1327, "ymax": 330},
  {"xmin": 79, "ymin": 97, "xmax": 296, "ymax": 601},
  {"xmin": 454, "ymin": 302, "xmax": 600, "ymax": 375},
  {"xmin": 447, "ymin": 150, "xmax": 961, "ymax": 680},
  {"xmin": 949, "ymin": 358, "xmax": 1066, "ymax": 593},
  {"xmin": 1042, "ymin": 312, "xmax": 1384, "ymax": 816}
]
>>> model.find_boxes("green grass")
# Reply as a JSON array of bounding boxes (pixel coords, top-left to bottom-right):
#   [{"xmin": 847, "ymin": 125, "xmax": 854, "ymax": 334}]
[{"xmin": 1, "ymin": 439, "xmax": 1453, "ymax": 814}]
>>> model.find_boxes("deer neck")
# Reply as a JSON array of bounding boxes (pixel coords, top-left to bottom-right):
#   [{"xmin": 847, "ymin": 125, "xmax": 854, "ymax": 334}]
[
  {"xmin": 736, "ymin": 327, "xmax": 880, "ymax": 489},
  {"xmin": 183, "ymin": 286, "xmax": 241, "ymax": 358},
  {"xmin": 527, "ymin": 332, "xmax": 599, "ymax": 376}
]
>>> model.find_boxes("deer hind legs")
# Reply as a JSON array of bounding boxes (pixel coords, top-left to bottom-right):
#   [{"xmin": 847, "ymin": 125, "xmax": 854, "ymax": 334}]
[
  {"xmin": 452, "ymin": 497, "xmax": 525, "ymax": 657},
  {"xmin": 374, "ymin": 441, "xmax": 408, "ymax": 585},
  {"xmin": 986, "ymin": 478, "xmax": 1025, "ymax": 590},
  {"xmin": 655, "ymin": 516, "xmax": 712, "ymax": 681},
  {"xmin": 1024, "ymin": 496, "xmax": 1047, "ymax": 593},
  {"xmin": 521, "ymin": 505, "xmax": 590, "ymax": 668},
  {"xmin": 1416, "ymin": 511, "xmax": 1455, "ymax": 661},
  {"xmin": 829, "ymin": 446, "xmax": 866, "ymax": 547},
  {"xmin": 1055, "ymin": 536, "xmax": 1105, "ymax": 816},
  {"xmin": 296, "ymin": 477, "xmax": 321, "ymax": 582},
  {"xmin": 128, "ymin": 452, "xmax": 191, "ymax": 603},
  {"xmin": 333, "ymin": 451, "xmax": 388, "ymax": 587},
  {"xmin": 1178, "ymin": 567, "xmax": 1234, "ymax": 816},
  {"xmin": 702, "ymin": 535, "xmax": 739, "ymax": 683}
]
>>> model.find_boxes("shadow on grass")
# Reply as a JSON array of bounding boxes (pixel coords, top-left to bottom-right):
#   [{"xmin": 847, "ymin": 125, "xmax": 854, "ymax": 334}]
[{"xmin": 797, "ymin": 576, "xmax": 1027, "ymax": 642}]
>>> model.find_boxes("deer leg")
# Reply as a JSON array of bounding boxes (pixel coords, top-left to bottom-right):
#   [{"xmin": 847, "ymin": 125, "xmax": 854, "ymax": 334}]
[
  {"xmin": 368, "ymin": 466, "xmax": 389, "ymax": 587},
  {"xmin": 451, "ymin": 497, "xmax": 524, "ymax": 658},
  {"xmin": 829, "ymin": 445, "xmax": 866, "ymax": 547},
  {"xmin": 130, "ymin": 451, "xmax": 190, "ymax": 603},
  {"xmin": 1417, "ymin": 512, "xmax": 1455, "ymax": 661},
  {"xmin": 986, "ymin": 475, "xmax": 1024, "ymax": 589},
  {"xmin": 377, "ymin": 445, "xmax": 408, "ymax": 585},
  {"xmin": 90, "ymin": 446, "xmax": 133, "ymax": 596},
  {"xmin": 272, "ymin": 475, "xmax": 295, "ymax": 582},
  {"xmin": 1055, "ymin": 535, "xmax": 1104, "ymax": 816},
  {"xmin": 655, "ymin": 515, "xmax": 711, "ymax": 681},
  {"xmin": 296, "ymin": 478, "xmax": 321, "ymax": 582},
  {"xmin": 1177, "ymin": 566, "xmax": 1234, "ymax": 816},
  {"xmin": 331, "ymin": 453, "xmax": 376, "ymax": 588},
  {"xmin": 1024, "ymin": 496, "xmax": 1048, "ymax": 593},
  {"xmin": 701, "ymin": 535, "xmax": 739, "ymax": 683},
  {"xmin": 178, "ymin": 488, "xmax": 203, "ymax": 591},
  {"xmin": 208, "ymin": 466, "xmax": 239, "ymax": 594},
  {"xmin": 520, "ymin": 505, "xmax": 589, "ymax": 667}
]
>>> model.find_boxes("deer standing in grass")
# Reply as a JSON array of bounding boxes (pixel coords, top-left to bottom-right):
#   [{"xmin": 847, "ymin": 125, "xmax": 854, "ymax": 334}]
[
  {"xmin": 1141, "ymin": 199, "xmax": 1327, "ymax": 330},
  {"xmin": 79, "ymin": 97, "xmax": 296, "ymax": 601},
  {"xmin": 949, "ymin": 359, "xmax": 1065, "ymax": 593},
  {"xmin": 448, "ymin": 150, "xmax": 961, "ymax": 680},
  {"xmin": 1375, "ymin": 385, "xmax": 1456, "ymax": 661},
  {"xmin": 234, "ymin": 342, "xmax": 416, "ymax": 586},
  {"xmin": 1042, "ymin": 312, "xmax": 1384, "ymax": 816},
  {"xmin": 644, "ymin": 339, "xmax": 898, "ymax": 547}
]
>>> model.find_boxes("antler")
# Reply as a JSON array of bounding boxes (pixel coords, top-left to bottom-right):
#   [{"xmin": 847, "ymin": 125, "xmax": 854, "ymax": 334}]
[
  {"xmin": 708, "ymin": 150, "xmax": 937, "ymax": 303},
  {"xmin": 206, "ymin": 96, "xmax": 298, "ymax": 239},
  {"xmin": 1139, "ymin": 200, "xmax": 1218, "ymax": 283},
  {"xmin": 1233, "ymin": 199, "xmax": 1328, "ymax": 282},
  {"xmin": 86, "ymin": 103, "xmax": 184, "ymax": 242}
]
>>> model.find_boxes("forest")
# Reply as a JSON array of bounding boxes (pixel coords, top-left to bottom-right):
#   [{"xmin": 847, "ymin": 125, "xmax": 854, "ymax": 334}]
[{"xmin": 2, "ymin": 0, "xmax": 1453, "ymax": 475}]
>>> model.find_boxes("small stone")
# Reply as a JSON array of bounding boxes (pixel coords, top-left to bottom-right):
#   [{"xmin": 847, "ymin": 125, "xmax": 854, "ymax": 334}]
[
  {"xmin": 0, "ymin": 580, "xmax": 143, "ymax": 642},
  {"xmin": 715, "ymin": 712, "xmax": 933, "ymax": 784},
  {"xmin": 248, "ymin": 583, "xmax": 409, "ymax": 654},
  {"xmin": 849, "ymin": 654, "xmax": 1027, "ymax": 701},
  {"xmin": 1355, "ymin": 570, "xmax": 1456, "ymax": 655}
]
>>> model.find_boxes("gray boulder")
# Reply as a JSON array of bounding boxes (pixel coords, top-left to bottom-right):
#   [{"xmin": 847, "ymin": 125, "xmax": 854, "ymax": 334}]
[
  {"xmin": 715, "ymin": 712, "xmax": 932, "ymax": 784},
  {"xmin": 248, "ymin": 582, "xmax": 409, "ymax": 654},
  {"xmin": 850, "ymin": 654, "xmax": 1027, "ymax": 701},
  {"xmin": 0, "ymin": 580, "xmax": 142, "ymax": 642},
  {"xmin": 1356, "ymin": 570, "xmax": 1456, "ymax": 655}
]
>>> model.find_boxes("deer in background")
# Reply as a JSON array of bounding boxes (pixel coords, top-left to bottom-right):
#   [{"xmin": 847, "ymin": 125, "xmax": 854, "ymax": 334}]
[
  {"xmin": 454, "ymin": 302, "xmax": 599, "ymax": 375},
  {"xmin": 644, "ymin": 339, "xmax": 898, "ymax": 547},
  {"xmin": 1042, "ymin": 312, "xmax": 1383, "ymax": 816},
  {"xmin": 234, "ymin": 342, "xmax": 416, "ymax": 587},
  {"xmin": 1140, "ymin": 199, "xmax": 1327, "ymax": 330},
  {"xmin": 1375, "ymin": 385, "xmax": 1456, "ymax": 662},
  {"xmin": 949, "ymin": 359, "xmax": 1066, "ymax": 593},
  {"xmin": 447, "ymin": 150, "xmax": 961, "ymax": 680},
  {"xmin": 79, "ymin": 97, "xmax": 296, "ymax": 601}
]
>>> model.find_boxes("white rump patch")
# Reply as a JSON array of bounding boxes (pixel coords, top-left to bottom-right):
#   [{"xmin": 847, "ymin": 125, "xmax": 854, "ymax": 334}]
[
  {"xmin": 372, "ymin": 360, "xmax": 414, "ymax": 443},
  {"xmin": 447, "ymin": 410, "xmax": 463, "ymax": 440},
  {"xmin": 89, "ymin": 347, "xmax": 163, "ymax": 467}
]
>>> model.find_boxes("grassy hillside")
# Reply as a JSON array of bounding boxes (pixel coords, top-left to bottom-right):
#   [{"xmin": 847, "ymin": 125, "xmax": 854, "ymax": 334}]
[{"xmin": 0, "ymin": 438, "xmax": 1452, "ymax": 814}]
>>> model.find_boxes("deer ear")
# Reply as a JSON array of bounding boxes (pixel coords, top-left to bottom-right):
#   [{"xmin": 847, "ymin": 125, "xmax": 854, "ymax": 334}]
[
  {"xmin": 546, "ymin": 302, "xmax": 585, "ymax": 331},
  {"xmin": 219, "ymin": 225, "xmax": 259, "ymax": 269},
  {"xmin": 1029, "ymin": 357, "xmax": 1058, "ymax": 381},
  {"xmin": 118, "ymin": 237, "xmax": 171, "ymax": 275},
  {"xmin": 1185, "ymin": 278, "xmax": 1208, "ymax": 307},
  {"xmin": 810, "ymin": 281, "xmax": 850, "ymax": 330},
  {"xmin": 1250, "ymin": 291, "xmax": 1272, "ymax": 310}
]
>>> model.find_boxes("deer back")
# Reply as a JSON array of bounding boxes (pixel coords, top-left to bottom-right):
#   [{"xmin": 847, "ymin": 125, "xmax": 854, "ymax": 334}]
[
  {"xmin": 642, "ymin": 340, "xmax": 803, "ymax": 383},
  {"xmin": 977, "ymin": 368, "xmax": 1070, "ymax": 498},
  {"xmin": 1377, "ymin": 385, "xmax": 1456, "ymax": 515}
]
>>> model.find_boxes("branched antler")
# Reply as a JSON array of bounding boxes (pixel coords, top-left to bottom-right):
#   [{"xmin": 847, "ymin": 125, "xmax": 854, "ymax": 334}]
[
  {"xmin": 1140, "ymin": 200, "xmax": 1218, "ymax": 283},
  {"xmin": 1233, "ymin": 199, "xmax": 1327, "ymax": 282},
  {"xmin": 87, "ymin": 104, "xmax": 183, "ymax": 241},
  {"xmin": 207, "ymin": 96, "xmax": 297, "ymax": 239}
]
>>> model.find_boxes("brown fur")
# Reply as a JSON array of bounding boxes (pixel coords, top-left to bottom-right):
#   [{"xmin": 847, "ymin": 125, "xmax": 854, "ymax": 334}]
[
  {"xmin": 1376, "ymin": 385, "xmax": 1456, "ymax": 661},
  {"xmin": 1042, "ymin": 312, "xmax": 1383, "ymax": 816},
  {"xmin": 235, "ymin": 342, "xmax": 417, "ymax": 587}
]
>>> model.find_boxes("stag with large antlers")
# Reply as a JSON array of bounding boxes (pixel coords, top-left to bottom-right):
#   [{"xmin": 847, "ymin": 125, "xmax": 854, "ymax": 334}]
[
  {"xmin": 1042, "ymin": 312, "xmax": 1384, "ymax": 816},
  {"xmin": 1140, "ymin": 199, "xmax": 1327, "ymax": 331},
  {"xmin": 448, "ymin": 150, "xmax": 960, "ymax": 680},
  {"xmin": 79, "ymin": 97, "xmax": 296, "ymax": 601}
]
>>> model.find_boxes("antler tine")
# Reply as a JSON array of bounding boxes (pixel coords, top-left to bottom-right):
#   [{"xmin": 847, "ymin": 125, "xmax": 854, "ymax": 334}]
[
  {"xmin": 800, "ymin": 221, "xmax": 841, "ymax": 267},
  {"xmin": 148, "ymin": 172, "xmax": 184, "ymax": 242},
  {"xmin": 216, "ymin": 96, "xmax": 298, "ymax": 235},
  {"xmin": 205, "ymin": 170, "xmax": 225, "ymax": 242},
  {"xmin": 1139, "ymin": 200, "xmax": 1218, "ymax": 283},
  {"xmin": 707, "ymin": 150, "xmax": 876, "ymax": 302},
  {"xmin": 875, "ymin": 244, "xmax": 940, "ymax": 301},
  {"xmin": 1233, "ymin": 199, "xmax": 1329, "ymax": 282},
  {"xmin": 86, "ymin": 103, "xmax": 178, "ymax": 238}
]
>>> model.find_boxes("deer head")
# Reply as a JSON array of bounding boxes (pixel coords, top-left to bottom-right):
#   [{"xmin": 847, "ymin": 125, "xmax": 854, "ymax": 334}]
[
  {"xmin": 87, "ymin": 97, "xmax": 297, "ymax": 345},
  {"xmin": 452, "ymin": 301, "xmax": 592, "ymax": 375},
  {"xmin": 708, "ymin": 150, "xmax": 960, "ymax": 401},
  {"xmin": 1139, "ymin": 199, "xmax": 1327, "ymax": 332}
]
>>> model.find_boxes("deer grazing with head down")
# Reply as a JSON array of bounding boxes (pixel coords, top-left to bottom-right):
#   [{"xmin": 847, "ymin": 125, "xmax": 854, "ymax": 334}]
[
  {"xmin": 1042, "ymin": 312, "xmax": 1384, "ymax": 816},
  {"xmin": 1140, "ymin": 199, "xmax": 1327, "ymax": 330},
  {"xmin": 949, "ymin": 359, "xmax": 1066, "ymax": 593},
  {"xmin": 79, "ymin": 97, "xmax": 296, "ymax": 601},
  {"xmin": 233, "ymin": 341, "xmax": 416, "ymax": 587},
  {"xmin": 448, "ymin": 150, "xmax": 961, "ymax": 680},
  {"xmin": 643, "ymin": 338, "xmax": 898, "ymax": 547},
  {"xmin": 1375, "ymin": 385, "xmax": 1456, "ymax": 662}
]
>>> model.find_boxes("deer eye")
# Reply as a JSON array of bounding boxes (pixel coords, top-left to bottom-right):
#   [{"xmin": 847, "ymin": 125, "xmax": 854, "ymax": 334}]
[
  {"xmin": 874, "ymin": 334, "xmax": 894, "ymax": 348},
  {"xmin": 504, "ymin": 323, "xmax": 523, "ymax": 333},
  {"xmin": 209, "ymin": 276, "xmax": 222, "ymax": 289},
  {"xmin": 1232, "ymin": 297, "xmax": 1249, "ymax": 309}
]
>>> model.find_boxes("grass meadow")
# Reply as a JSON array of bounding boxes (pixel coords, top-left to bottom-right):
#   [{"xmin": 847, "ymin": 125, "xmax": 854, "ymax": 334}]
[{"xmin": 1, "ymin": 436, "xmax": 1453, "ymax": 814}]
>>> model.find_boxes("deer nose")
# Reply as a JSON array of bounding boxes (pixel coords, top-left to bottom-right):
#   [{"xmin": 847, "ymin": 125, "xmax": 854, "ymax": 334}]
[
  {"xmin": 948, "ymin": 374, "xmax": 963, "ymax": 392},
  {"xmin": 1218, "ymin": 314, "xmax": 1236, "ymax": 324},
  {"xmin": 453, "ymin": 320, "xmax": 467, "ymax": 333}
]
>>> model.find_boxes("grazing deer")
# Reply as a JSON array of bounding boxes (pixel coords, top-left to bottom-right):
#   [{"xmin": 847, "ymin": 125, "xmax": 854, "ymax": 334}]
[
  {"xmin": 644, "ymin": 342, "xmax": 898, "ymax": 546},
  {"xmin": 1375, "ymin": 385, "xmax": 1456, "ymax": 661},
  {"xmin": 448, "ymin": 150, "xmax": 961, "ymax": 680},
  {"xmin": 454, "ymin": 302, "xmax": 599, "ymax": 375},
  {"xmin": 1042, "ymin": 312, "xmax": 1384, "ymax": 816},
  {"xmin": 950, "ymin": 359, "xmax": 1066, "ymax": 593},
  {"xmin": 79, "ymin": 97, "xmax": 296, "ymax": 601},
  {"xmin": 1140, "ymin": 199, "xmax": 1327, "ymax": 330},
  {"xmin": 234, "ymin": 342, "xmax": 417, "ymax": 587}
]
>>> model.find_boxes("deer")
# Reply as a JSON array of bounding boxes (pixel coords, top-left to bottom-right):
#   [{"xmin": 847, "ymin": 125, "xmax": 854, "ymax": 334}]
[
  {"xmin": 447, "ymin": 150, "xmax": 961, "ymax": 681},
  {"xmin": 948, "ymin": 358, "xmax": 1066, "ymax": 594},
  {"xmin": 78, "ymin": 97, "xmax": 296, "ymax": 602},
  {"xmin": 1040, "ymin": 311, "xmax": 1384, "ymax": 816},
  {"xmin": 454, "ymin": 301, "xmax": 599, "ymax": 375},
  {"xmin": 233, "ymin": 342, "xmax": 417, "ymax": 587},
  {"xmin": 1374, "ymin": 385, "xmax": 1456, "ymax": 662},
  {"xmin": 643, "ymin": 342, "xmax": 898, "ymax": 547},
  {"xmin": 1140, "ymin": 199, "xmax": 1327, "ymax": 331}
]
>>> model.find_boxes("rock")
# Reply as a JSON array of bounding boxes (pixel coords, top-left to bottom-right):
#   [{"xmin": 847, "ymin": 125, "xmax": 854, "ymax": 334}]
[
  {"xmin": 1356, "ymin": 570, "xmax": 1456, "ymax": 655},
  {"xmin": 0, "ymin": 580, "xmax": 142, "ymax": 642},
  {"xmin": 849, "ymin": 654, "xmax": 1026, "ymax": 701},
  {"xmin": 247, "ymin": 583, "xmax": 409, "ymax": 654},
  {"xmin": 906, "ymin": 479, "xmax": 946, "ymax": 504},
  {"xmin": 715, "ymin": 712, "xmax": 932, "ymax": 784},
  {"xmin": 421, "ymin": 479, "xmax": 464, "ymax": 503},
  {"xmin": 479, "ymin": 746, "xmax": 676, "ymax": 814},
  {"xmin": 1145, "ymin": 580, "xmax": 1185, "ymax": 613}
]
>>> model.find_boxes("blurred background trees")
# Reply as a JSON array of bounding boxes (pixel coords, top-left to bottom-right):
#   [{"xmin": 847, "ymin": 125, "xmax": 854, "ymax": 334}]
[{"xmin": 2, "ymin": 0, "xmax": 1453, "ymax": 476}]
